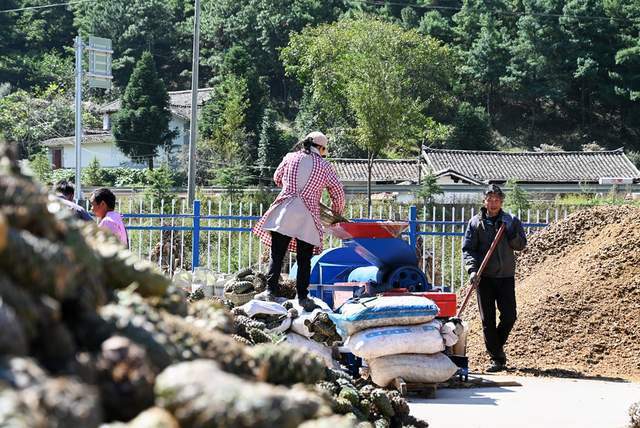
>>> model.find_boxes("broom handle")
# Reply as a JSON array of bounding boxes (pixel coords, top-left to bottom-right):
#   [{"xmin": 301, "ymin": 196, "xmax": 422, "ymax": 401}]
[
  {"xmin": 319, "ymin": 202, "xmax": 349, "ymax": 223},
  {"xmin": 455, "ymin": 223, "xmax": 506, "ymax": 318}
]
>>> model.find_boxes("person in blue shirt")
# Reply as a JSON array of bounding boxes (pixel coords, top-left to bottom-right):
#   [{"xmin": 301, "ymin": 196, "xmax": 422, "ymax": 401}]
[{"xmin": 54, "ymin": 180, "xmax": 92, "ymax": 221}]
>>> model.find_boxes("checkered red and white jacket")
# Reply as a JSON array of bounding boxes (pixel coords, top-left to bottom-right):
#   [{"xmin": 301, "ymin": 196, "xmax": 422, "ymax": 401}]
[{"xmin": 253, "ymin": 150, "xmax": 345, "ymax": 254}]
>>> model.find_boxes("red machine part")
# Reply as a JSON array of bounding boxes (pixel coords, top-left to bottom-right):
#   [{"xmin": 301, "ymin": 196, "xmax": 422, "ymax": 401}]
[
  {"xmin": 382, "ymin": 289, "xmax": 458, "ymax": 318},
  {"xmin": 326, "ymin": 221, "xmax": 408, "ymax": 240}
]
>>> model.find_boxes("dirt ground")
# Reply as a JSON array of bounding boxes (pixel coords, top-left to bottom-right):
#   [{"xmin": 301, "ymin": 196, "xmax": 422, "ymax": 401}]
[{"xmin": 462, "ymin": 206, "xmax": 640, "ymax": 381}]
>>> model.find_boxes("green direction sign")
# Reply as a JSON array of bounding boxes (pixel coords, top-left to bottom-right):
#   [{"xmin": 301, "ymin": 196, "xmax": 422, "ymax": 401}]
[{"xmin": 88, "ymin": 36, "xmax": 113, "ymax": 90}]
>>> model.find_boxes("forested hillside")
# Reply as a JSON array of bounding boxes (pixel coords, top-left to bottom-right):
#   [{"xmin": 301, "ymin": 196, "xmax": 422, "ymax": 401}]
[{"xmin": 1, "ymin": 0, "xmax": 639, "ymax": 181}]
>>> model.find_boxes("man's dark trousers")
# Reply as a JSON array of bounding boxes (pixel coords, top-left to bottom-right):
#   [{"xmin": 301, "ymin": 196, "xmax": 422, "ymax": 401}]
[
  {"xmin": 267, "ymin": 231, "xmax": 314, "ymax": 299},
  {"xmin": 475, "ymin": 276, "xmax": 517, "ymax": 364}
]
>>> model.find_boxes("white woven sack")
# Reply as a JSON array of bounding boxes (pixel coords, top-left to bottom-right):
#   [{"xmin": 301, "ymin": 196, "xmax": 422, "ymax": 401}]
[
  {"xmin": 346, "ymin": 320, "xmax": 445, "ymax": 360},
  {"xmin": 368, "ymin": 353, "xmax": 459, "ymax": 387},
  {"xmin": 286, "ymin": 296, "xmax": 332, "ymax": 313},
  {"xmin": 283, "ymin": 332, "xmax": 339, "ymax": 369},
  {"xmin": 440, "ymin": 321, "xmax": 459, "ymax": 347},
  {"xmin": 287, "ymin": 297, "xmax": 333, "ymax": 338},
  {"xmin": 240, "ymin": 300, "xmax": 288, "ymax": 318},
  {"xmin": 240, "ymin": 300, "xmax": 291, "ymax": 334},
  {"xmin": 451, "ymin": 321, "xmax": 469, "ymax": 356},
  {"xmin": 330, "ymin": 295, "xmax": 439, "ymax": 337}
]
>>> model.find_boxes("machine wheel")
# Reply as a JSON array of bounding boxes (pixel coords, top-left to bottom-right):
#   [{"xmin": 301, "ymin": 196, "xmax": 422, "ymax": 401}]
[{"xmin": 386, "ymin": 266, "xmax": 430, "ymax": 291}]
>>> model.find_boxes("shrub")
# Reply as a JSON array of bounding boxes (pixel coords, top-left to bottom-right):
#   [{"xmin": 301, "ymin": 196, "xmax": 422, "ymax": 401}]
[
  {"xmin": 28, "ymin": 150, "xmax": 52, "ymax": 183},
  {"xmin": 83, "ymin": 157, "xmax": 104, "ymax": 186},
  {"xmin": 144, "ymin": 163, "xmax": 175, "ymax": 204}
]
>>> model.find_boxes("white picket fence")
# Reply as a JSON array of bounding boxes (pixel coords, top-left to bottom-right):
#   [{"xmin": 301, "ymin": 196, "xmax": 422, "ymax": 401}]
[{"xmin": 98, "ymin": 198, "xmax": 576, "ymax": 292}]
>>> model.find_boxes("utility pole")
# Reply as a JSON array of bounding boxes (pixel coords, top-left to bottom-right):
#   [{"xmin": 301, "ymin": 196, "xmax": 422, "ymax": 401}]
[
  {"xmin": 187, "ymin": 0, "xmax": 201, "ymax": 205},
  {"xmin": 74, "ymin": 36, "xmax": 83, "ymax": 203}
]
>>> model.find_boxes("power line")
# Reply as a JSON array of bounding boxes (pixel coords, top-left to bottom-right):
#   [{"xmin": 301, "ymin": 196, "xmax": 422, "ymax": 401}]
[
  {"xmin": 349, "ymin": 0, "xmax": 636, "ymax": 23},
  {"xmin": 0, "ymin": 0, "xmax": 90, "ymax": 14}
]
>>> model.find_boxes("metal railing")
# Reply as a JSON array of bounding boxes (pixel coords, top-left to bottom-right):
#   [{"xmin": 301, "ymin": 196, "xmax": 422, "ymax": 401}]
[{"xmin": 113, "ymin": 200, "xmax": 571, "ymax": 292}]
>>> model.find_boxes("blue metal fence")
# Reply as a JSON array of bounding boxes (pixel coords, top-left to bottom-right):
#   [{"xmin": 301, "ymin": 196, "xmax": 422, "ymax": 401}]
[{"xmin": 120, "ymin": 200, "xmax": 556, "ymax": 291}]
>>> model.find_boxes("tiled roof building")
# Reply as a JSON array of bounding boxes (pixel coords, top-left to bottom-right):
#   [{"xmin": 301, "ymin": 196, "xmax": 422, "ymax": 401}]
[{"xmin": 423, "ymin": 148, "xmax": 640, "ymax": 184}]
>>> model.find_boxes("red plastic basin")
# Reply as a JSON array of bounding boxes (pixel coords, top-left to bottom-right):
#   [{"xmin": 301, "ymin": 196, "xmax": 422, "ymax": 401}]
[{"xmin": 326, "ymin": 221, "xmax": 408, "ymax": 239}]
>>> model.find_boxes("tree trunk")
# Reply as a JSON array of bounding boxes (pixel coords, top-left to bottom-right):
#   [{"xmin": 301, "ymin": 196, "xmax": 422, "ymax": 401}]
[
  {"xmin": 529, "ymin": 103, "xmax": 536, "ymax": 143},
  {"xmin": 486, "ymin": 84, "xmax": 491, "ymax": 126},
  {"xmin": 282, "ymin": 77, "xmax": 288, "ymax": 115},
  {"xmin": 581, "ymin": 84, "xmax": 586, "ymax": 128},
  {"xmin": 367, "ymin": 154, "xmax": 373, "ymax": 218},
  {"xmin": 148, "ymin": 156, "xmax": 154, "ymax": 170}
]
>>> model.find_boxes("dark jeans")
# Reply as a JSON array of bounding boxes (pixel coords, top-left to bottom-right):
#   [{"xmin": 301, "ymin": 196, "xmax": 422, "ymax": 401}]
[
  {"xmin": 267, "ymin": 231, "xmax": 314, "ymax": 299},
  {"xmin": 475, "ymin": 276, "xmax": 517, "ymax": 364}
]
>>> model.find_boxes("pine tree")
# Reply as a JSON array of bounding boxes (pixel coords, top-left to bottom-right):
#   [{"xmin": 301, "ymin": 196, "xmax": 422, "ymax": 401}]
[
  {"xmin": 505, "ymin": 178, "xmax": 531, "ymax": 215},
  {"xmin": 416, "ymin": 169, "xmax": 443, "ymax": 209},
  {"xmin": 144, "ymin": 162, "xmax": 175, "ymax": 205},
  {"xmin": 448, "ymin": 102, "xmax": 493, "ymax": 150},
  {"xmin": 112, "ymin": 51, "xmax": 175, "ymax": 170},
  {"xmin": 464, "ymin": 16, "xmax": 510, "ymax": 122},
  {"xmin": 83, "ymin": 156, "xmax": 104, "ymax": 186},
  {"xmin": 257, "ymin": 108, "xmax": 291, "ymax": 184},
  {"xmin": 215, "ymin": 166, "xmax": 251, "ymax": 201}
]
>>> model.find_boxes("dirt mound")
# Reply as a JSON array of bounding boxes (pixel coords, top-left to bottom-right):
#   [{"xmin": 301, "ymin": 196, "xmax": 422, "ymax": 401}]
[{"xmin": 463, "ymin": 206, "xmax": 640, "ymax": 381}]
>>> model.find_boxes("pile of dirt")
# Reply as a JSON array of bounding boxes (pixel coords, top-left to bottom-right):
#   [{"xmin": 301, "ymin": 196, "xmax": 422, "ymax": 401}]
[{"xmin": 463, "ymin": 206, "xmax": 640, "ymax": 381}]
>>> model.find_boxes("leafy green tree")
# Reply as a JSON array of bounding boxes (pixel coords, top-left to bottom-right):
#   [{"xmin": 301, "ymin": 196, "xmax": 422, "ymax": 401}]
[
  {"xmin": 505, "ymin": 178, "xmax": 531, "ymax": 214},
  {"xmin": 28, "ymin": 149, "xmax": 51, "ymax": 183},
  {"xmin": 416, "ymin": 169, "xmax": 444, "ymax": 208},
  {"xmin": 0, "ymin": 84, "xmax": 99, "ymax": 158},
  {"xmin": 0, "ymin": 0, "xmax": 75, "ymax": 89},
  {"xmin": 83, "ymin": 157, "xmax": 104, "ymax": 186},
  {"xmin": 293, "ymin": 90, "xmax": 366, "ymax": 158},
  {"xmin": 112, "ymin": 52, "xmax": 175, "ymax": 170},
  {"xmin": 283, "ymin": 17, "xmax": 456, "ymax": 214},
  {"xmin": 200, "ymin": 0, "xmax": 345, "ymax": 109}
]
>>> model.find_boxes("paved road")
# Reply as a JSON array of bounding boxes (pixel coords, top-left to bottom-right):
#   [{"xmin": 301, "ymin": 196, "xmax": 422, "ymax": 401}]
[{"xmin": 409, "ymin": 374, "xmax": 640, "ymax": 428}]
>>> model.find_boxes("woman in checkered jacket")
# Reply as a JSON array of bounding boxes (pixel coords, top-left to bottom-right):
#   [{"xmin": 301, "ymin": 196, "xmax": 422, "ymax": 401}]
[{"xmin": 253, "ymin": 131, "xmax": 345, "ymax": 310}]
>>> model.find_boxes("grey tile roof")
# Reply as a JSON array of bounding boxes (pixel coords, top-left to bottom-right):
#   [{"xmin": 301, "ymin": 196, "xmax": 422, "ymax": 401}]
[
  {"xmin": 330, "ymin": 158, "xmax": 420, "ymax": 183},
  {"xmin": 42, "ymin": 131, "xmax": 113, "ymax": 147},
  {"xmin": 423, "ymin": 148, "xmax": 640, "ymax": 183},
  {"xmin": 98, "ymin": 88, "xmax": 214, "ymax": 119}
]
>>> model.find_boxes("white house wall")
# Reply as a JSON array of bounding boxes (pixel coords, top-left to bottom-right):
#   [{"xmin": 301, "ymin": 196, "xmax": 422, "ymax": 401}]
[
  {"xmin": 60, "ymin": 143, "xmax": 167, "ymax": 168},
  {"xmin": 169, "ymin": 117, "xmax": 189, "ymax": 149},
  {"xmin": 435, "ymin": 175, "xmax": 474, "ymax": 185},
  {"xmin": 62, "ymin": 142, "xmax": 129, "ymax": 168},
  {"xmin": 58, "ymin": 116, "xmax": 189, "ymax": 169}
]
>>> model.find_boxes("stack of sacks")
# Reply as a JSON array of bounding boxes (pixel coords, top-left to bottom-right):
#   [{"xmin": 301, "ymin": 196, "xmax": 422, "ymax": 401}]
[{"xmin": 330, "ymin": 295, "xmax": 459, "ymax": 387}]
